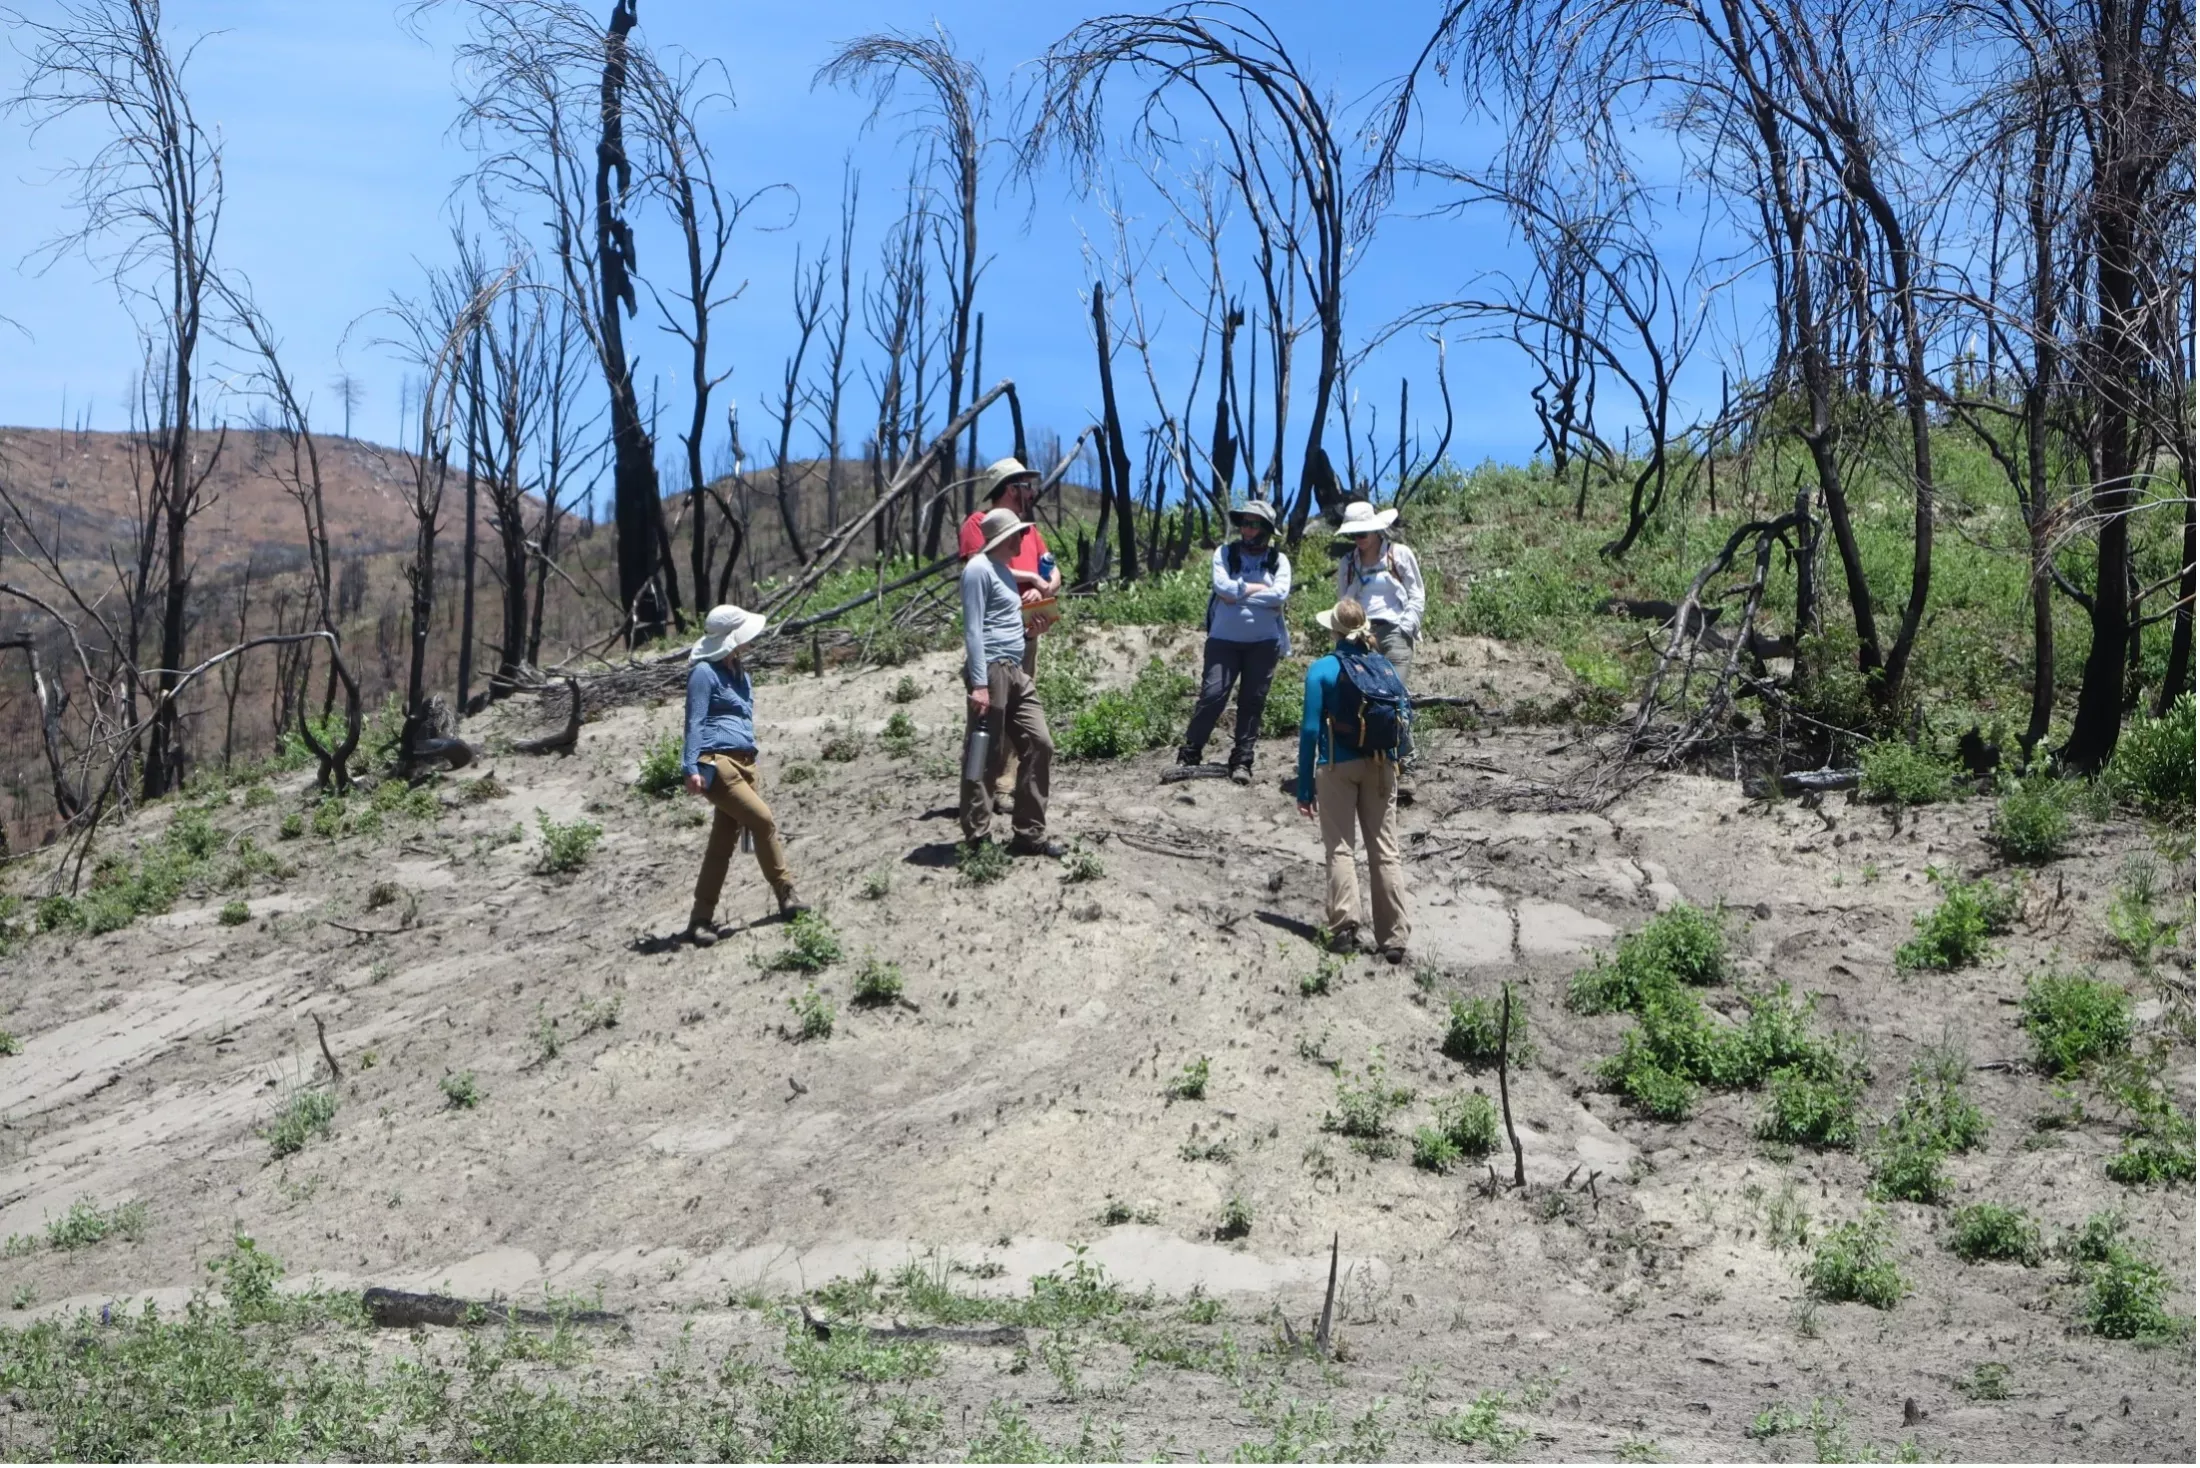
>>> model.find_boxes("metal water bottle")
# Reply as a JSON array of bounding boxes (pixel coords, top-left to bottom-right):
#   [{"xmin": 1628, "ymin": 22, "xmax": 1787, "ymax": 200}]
[{"xmin": 962, "ymin": 721, "xmax": 991, "ymax": 785}]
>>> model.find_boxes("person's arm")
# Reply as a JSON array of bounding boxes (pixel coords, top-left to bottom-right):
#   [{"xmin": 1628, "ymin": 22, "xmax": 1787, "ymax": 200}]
[
  {"xmin": 961, "ymin": 561, "xmax": 989, "ymax": 691},
  {"xmin": 1210, "ymin": 544, "xmax": 1242, "ymax": 604},
  {"xmin": 1243, "ymin": 550, "xmax": 1290, "ymax": 608},
  {"xmin": 1295, "ymin": 659, "xmax": 1328, "ymax": 809},
  {"xmin": 681, "ymin": 662, "xmax": 711, "ymax": 786},
  {"xmin": 1398, "ymin": 544, "xmax": 1427, "ymax": 637}
]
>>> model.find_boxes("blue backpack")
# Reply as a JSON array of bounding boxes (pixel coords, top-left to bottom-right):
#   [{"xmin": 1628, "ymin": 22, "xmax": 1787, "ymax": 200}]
[{"xmin": 1327, "ymin": 646, "xmax": 1411, "ymax": 758}]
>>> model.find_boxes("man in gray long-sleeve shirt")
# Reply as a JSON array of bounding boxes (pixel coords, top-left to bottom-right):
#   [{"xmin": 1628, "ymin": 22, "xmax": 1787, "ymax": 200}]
[{"xmin": 960, "ymin": 508, "xmax": 1061, "ymax": 855}]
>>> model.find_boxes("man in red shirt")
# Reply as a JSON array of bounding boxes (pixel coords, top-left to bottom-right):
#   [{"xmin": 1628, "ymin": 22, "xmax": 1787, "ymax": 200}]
[
  {"xmin": 960, "ymin": 458, "xmax": 1061, "ymax": 813},
  {"xmin": 959, "ymin": 458, "xmax": 1061, "ymax": 670}
]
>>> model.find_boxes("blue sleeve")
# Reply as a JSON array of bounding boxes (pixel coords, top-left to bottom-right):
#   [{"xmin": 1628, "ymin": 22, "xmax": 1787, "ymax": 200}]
[
  {"xmin": 1243, "ymin": 550, "xmax": 1290, "ymax": 608},
  {"xmin": 682, "ymin": 662, "xmax": 711, "ymax": 778},
  {"xmin": 961, "ymin": 560, "xmax": 988, "ymax": 688},
  {"xmin": 1296, "ymin": 658, "xmax": 1331, "ymax": 805}
]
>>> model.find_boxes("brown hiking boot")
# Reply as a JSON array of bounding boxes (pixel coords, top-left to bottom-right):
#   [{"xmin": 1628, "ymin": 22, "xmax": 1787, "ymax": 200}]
[
  {"xmin": 684, "ymin": 920, "xmax": 719, "ymax": 948},
  {"xmin": 777, "ymin": 888, "xmax": 810, "ymax": 918}
]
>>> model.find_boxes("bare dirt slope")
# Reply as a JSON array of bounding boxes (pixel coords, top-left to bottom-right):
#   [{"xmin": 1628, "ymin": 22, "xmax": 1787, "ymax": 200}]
[{"xmin": 1, "ymin": 622, "xmax": 2191, "ymax": 1462}]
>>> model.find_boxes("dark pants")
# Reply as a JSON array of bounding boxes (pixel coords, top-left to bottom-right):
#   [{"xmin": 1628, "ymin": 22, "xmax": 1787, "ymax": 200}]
[
  {"xmin": 1372, "ymin": 621, "xmax": 1417, "ymax": 768},
  {"xmin": 1177, "ymin": 637, "xmax": 1282, "ymax": 770}
]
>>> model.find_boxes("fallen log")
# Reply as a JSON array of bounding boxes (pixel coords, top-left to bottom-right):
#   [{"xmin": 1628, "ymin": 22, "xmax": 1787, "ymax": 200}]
[
  {"xmin": 513, "ymin": 676, "xmax": 581, "ymax": 756},
  {"xmin": 362, "ymin": 1286, "xmax": 625, "ymax": 1331},
  {"xmin": 799, "ymin": 1305, "xmax": 1024, "ymax": 1347}
]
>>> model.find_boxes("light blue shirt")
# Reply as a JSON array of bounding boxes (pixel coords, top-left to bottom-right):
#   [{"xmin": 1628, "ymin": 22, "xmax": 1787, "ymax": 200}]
[
  {"xmin": 1207, "ymin": 539, "xmax": 1293, "ymax": 651},
  {"xmin": 682, "ymin": 659, "xmax": 757, "ymax": 778},
  {"xmin": 961, "ymin": 554, "xmax": 1028, "ymax": 687}
]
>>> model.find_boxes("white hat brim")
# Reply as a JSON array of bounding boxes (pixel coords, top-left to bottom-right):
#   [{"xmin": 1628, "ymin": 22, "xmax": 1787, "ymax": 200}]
[
  {"xmin": 980, "ymin": 518, "xmax": 1034, "ymax": 556},
  {"xmin": 1338, "ymin": 508, "xmax": 1398, "ymax": 536},
  {"xmin": 689, "ymin": 610, "xmax": 768, "ymax": 662}
]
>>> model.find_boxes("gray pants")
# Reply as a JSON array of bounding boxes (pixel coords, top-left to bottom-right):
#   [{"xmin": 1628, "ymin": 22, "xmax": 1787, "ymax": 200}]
[
  {"xmin": 1372, "ymin": 620, "xmax": 1417, "ymax": 767},
  {"xmin": 1178, "ymin": 637, "xmax": 1282, "ymax": 770}
]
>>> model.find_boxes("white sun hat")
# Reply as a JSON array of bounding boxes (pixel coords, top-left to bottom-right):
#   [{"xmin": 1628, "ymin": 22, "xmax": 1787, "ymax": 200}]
[
  {"xmin": 1337, "ymin": 500, "xmax": 1398, "ymax": 537},
  {"xmin": 689, "ymin": 603, "xmax": 769, "ymax": 663}
]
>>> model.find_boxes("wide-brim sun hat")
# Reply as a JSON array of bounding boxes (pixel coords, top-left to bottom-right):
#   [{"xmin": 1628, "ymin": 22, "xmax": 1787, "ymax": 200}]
[
  {"xmin": 978, "ymin": 456, "xmax": 1041, "ymax": 503},
  {"xmin": 1316, "ymin": 600, "xmax": 1369, "ymax": 635},
  {"xmin": 1230, "ymin": 499, "xmax": 1279, "ymax": 531},
  {"xmin": 976, "ymin": 505, "xmax": 1033, "ymax": 555},
  {"xmin": 1337, "ymin": 500, "xmax": 1398, "ymax": 537},
  {"xmin": 689, "ymin": 603, "xmax": 768, "ymax": 662}
]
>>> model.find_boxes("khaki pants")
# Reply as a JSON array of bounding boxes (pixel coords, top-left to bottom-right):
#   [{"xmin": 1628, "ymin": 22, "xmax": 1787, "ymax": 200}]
[
  {"xmin": 690, "ymin": 750, "xmax": 794, "ymax": 925},
  {"xmin": 989, "ymin": 638, "xmax": 1041, "ymax": 803},
  {"xmin": 962, "ymin": 659, "xmax": 1052, "ymax": 844},
  {"xmin": 1316, "ymin": 756, "xmax": 1408, "ymax": 948}
]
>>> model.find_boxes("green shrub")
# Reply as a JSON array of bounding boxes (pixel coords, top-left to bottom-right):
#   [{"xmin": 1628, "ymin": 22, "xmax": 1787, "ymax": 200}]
[
  {"xmin": 1165, "ymin": 1056, "xmax": 1210, "ymax": 1102},
  {"xmin": 788, "ymin": 985, "xmax": 835, "ymax": 1041},
  {"xmin": 635, "ymin": 732, "xmax": 685, "ymax": 796},
  {"xmin": 879, "ymin": 711, "xmax": 918, "ymax": 758},
  {"xmin": 2100, "ymin": 1047, "xmax": 2197, "ymax": 1187},
  {"xmin": 2072, "ymin": 1229, "xmax": 2181, "ymax": 1341},
  {"xmin": 262, "ymin": 1088, "xmax": 336, "ymax": 1159},
  {"xmin": 242, "ymin": 782, "xmax": 275, "ymax": 809},
  {"xmin": 1893, "ymin": 1044, "xmax": 1991, "ymax": 1153},
  {"xmin": 1860, "ymin": 741, "xmax": 1958, "ymax": 805},
  {"xmin": 1323, "ymin": 1054, "xmax": 1414, "ymax": 1153},
  {"xmin": 1957, "ymin": 1362, "xmax": 2013, "ymax": 1401},
  {"xmin": 956, "ymin": 840, "xmax": 1010, "ymax": 886},
  {"xmin": 851, "ymin": 956, "xmax": 904, "ymax": 1007},
  {"xmin": 1990, "ymin": 774, "xmax": 2072, "ymax": 863},
  {"xmin": 1806, "ymin": 1211, "xmax": 1905, "ymax": 1309},
  {"xmin": 890, "ymin": 674, "xmax": 923, "ymax": 704},
  {"xmin": 819, "ymin": 725, "xmax": 864, "ymax": 763},
  {"xmin": 45, "ymin": 1196, "xmax": 148, "ymax": 1251},
  {"xmin": 1059, "ymin": 843, "xmax": 1105, "ymax": 883},
  {"xmin": 2106, "ymin": 694, "xmax": 2194, "ymax": 819},
  {"xmin": 1894, "ymin": 869, "xmax": 2018, "ymax": 970},
  {"xmin": 218, "ymin": 900, "xmax": 250, "ymax": 927},
  {"xmin": 1411, "ymin": 1093, "xmax": 1502, "ymax": 1173},
  {"xmin": 277, "ymin": 811, "xmax": 304, "ymax": 840},
  {"xmin": 1441, "ymin": 993, "xmax": 1531, "ymax": 1067},
  {"xmin": 1568, "ymin": 903, "xmax": 1727, "ymax": 1012},
  {"xmin": 1869, "ymin": 1117, "xmax": 1951, "ymax": 1204},
  {"xmin": 0, "ymin": 1030, "xmax": 19, "ymax": 1056},
  {"xmin": 770, "ymin": 911, "xmax": 843, "ymax": 972},
  {"xmin": 2019, "ymin": 969, "xmax": 2132, "ymax": 1076},
  {"xmin": 1216, "ymin": 1192, "xmax": 1253, "ymax": 1241},
  {"xmin": 1759, "ymin": 1066, "xmax": 1866, "ymax": 1149},
  {"xmin": 1057, "ymin": 658, "xmax": 1194, "ymax": 760},
  {"xmin": 1947, "ymin": 1204, "xmax": 2044, "ymax": 1266},
  {"xmin": 36, "ymin": 895, "xmax": 84, "ymax": 933},
  {"xmin": 440, "ymin": 1071, "xmax": 482, "ymax": 1110},
  {"xmin": 1260, "ymin": 660, "xmax": 1307, "ymax": 737},
  {"xmin": 533, "ymin": 811, "xmax": 603, "ymax": 874}
]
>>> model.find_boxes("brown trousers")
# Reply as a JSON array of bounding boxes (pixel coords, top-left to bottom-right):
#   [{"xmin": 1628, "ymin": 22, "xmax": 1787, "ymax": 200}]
[
  {"xmin": 1316, "ymin": 756, "xmax": 1409, "ymax": 948},
  {"xmin": 690, "ymin": 750, "xmax": 794, "ymax": 925},
  {"xmin": 961, "ymin": 659, "xmax": 1052, "ymax": 844}
]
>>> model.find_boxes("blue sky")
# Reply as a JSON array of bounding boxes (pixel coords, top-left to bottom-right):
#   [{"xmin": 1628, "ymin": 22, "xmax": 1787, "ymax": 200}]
[{"xmin": 0, "ymin": 1, "xmax": 1742, "ymax": 500}]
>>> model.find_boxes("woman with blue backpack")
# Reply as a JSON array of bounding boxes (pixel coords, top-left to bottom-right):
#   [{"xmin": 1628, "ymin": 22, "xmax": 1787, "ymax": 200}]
[
  {"xmin": 1175, "ymin": 499, "xmax": 1293, "ymax": 784},
  {"xmin": 1334, "ymin": 500, "xmax": 1426, "ymax": 801},
  {"xmin": 1295, "ymin": 598, "xmax": 1412, "ymax": 963}
]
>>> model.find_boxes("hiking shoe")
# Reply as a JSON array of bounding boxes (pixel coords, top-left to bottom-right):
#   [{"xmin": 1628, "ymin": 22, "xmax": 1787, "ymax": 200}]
[
  {"xmin": 1228, "ymin": 765, "xmax": 1253, "ymax": 786},
  {"xmin": 1396, "ymin": 784, "xmax": 1417, "ymax": 807},
  {"xmin": 684, "ymin": 921, "xmax": 719, "ymax": 948},
  {"xmin": 1008, "ymin": 836, "xmax": 1068, "ymax": 859},
  {"xmin": 776, "ymin": 889, "xmax": 810, "ymax": 918},
  {"xmin": 1176, "ymin": 748, "xmax": 1202, "ymax": 767},
  {"xmin": 1381, "ymin": 944, "xmax": 1408, "ymax": 966},
  {"xmin": 1324, "ymin": 922, "xmax": 1361, "ymax": 955}
]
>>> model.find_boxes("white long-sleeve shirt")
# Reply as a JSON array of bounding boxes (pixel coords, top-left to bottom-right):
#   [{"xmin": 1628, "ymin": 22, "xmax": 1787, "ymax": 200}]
[
  {"xmin": 1336, "ymin": 539, "xmax": 1426, "ymax": 638},
  {"xmin": 1206, "ymin": 540, "xmax": 1293, "ymax": 650}
]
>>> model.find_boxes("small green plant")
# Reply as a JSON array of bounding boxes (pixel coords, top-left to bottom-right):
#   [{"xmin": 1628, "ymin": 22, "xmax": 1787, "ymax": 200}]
[
  {"xmin": 2020, "ymin": 968, "xmax": 2132, "ymax": 1076},
  {"xmin": 1216, "ymin": 1192, "xmax": 1252, "ymax": 1240},
  {"xmin": 2104, "ymin": 854, "xmax": 2177, "ymax": 973},
  {"xmin": 531, "ymin": 1003, "xmax": 563, "ymax": 1063},
  {"xmin": 2068, "ymin": 1219, "xmax": 2181, "ymax": 1340},
  {"xmin": 440, "ymin": 1071, "xmax": 482, "ymax": 1110},
  {"xmin": 277, "ymin": 811, "xmax": 305, "ymax": 840},
  {"xmin": 1870, "ymin": 1119, "xmax": 1951, "ymax": 1205},
  {"xmin": 1441, "ymin": 993, "xmax": 1530, "ymax": 1067},
  {"xmin": 781, "ymin": 762, "xmax": 818, "ymax": 785},
  {"xmin": 859, "ymin": 867, "xmax": 892, "ymax": 900},
  {"xmin": 890, "ymin": 673, "xmax": 923, "ymax": 704},
  {"xmin": 1860, "ymin": 740, "xmax": 1958, "ymax": 805},
  {"xmin": 1165, "ymin": 1056, "xmax": 1210, "ymax": 1102},
  {"xmin": 2100, "ymin": 1044, "xmax": 2198, "ymax": 1187},
  {"xmin": 879, "ymin": 710, "xmax": 918, "ymax": 758},
  {"xmin": 1300, "ymin": 952, "xmax": 1342, "ymax": 997},
  {"xmin": 1895, "ymin": 869, "xmax": 2018, "ymax": 970},
  {"xmin": 1323, "ymin": 1053, "xmax": 1414, "ymax": 1154},
  {"xmin": 45, "ymin": 1196, "xmax": 148, "ymax": 1251},
  {"xmin": 1990, "ymin": 773, "xmax": 2073, "ymax": 863},
  {"xmin": 1059, "ymin": 843, "xmax": 1105, "ymax": 883},
  {"xmin": 1947, "ymin": 1204, "xmax": 2044, "ymax": 1265},
  {"xmin": 770, "ymin": 910, "xmax": 843, "ymax": 972},
  {"xmin": 1433, "ymin": 1393, "xmax": 1529, "ymax": 1459},
  {"xmin": 241, "ymin": 781, "xmax": 275, "ymax": 808},
  {"xmin": 635, "ymin": 731, "xmax": 685, "ymax": 796},
  {"xmin": 1956, "ymin": 1362, "xmax": 2012, "ymax": 1401},
  {"xmin": 819, "ymin": 725, "xmax": 864, "ymax": 763},
  {"xmin": 0, "ymin": 1030, "xmax": 19, "ymax": 1056},
  {"xmin": 218, "ymin": 899, "xmax": 250, "ymax": 927},
  {"xmin": 1568, "ymin": 902, "xmax": 1726, "ymax": 1012},
  {"xmin": 2105, "ymin": 694, "xmax": 2195, "ymax": 818},
  {"xmin": 851, "ymin": 955, "xmax": 904, "ymax": 1007},
  {"xmin": 1759, "ymin": 1179, "xmax": 1811, "ymax": 1252},
  {"xmin": 788, "ymin": 985, "xmax": 835, "ymax": 1041},
  {"xmin": 1056, "ymin": 657, "xmax": 1196, "ymax": 760},
  {"xmin": 533, "ymin": 810, "xmax": 603, "ymax": 874},
  {"xmin": 956, "ymin": 839, "xmax": 1010, "ymax": 886},
  {"xmin": 1759, "ymin": 1065, "xmax": 1865, "ymax": 1149},
  {"xmin": 1411, "ymin": 1092, "xmax": 1500, "ymax": 1173},
  {"xmin": 262, "ymin": 1086, "xmax": 337, "ymax": 1159},
  {"xmin": 1805, "ymin": 1210, "xmax": 1905, "ymax": 1309}
]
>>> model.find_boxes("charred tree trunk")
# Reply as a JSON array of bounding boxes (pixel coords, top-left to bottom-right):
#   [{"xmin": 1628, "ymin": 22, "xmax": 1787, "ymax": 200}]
[{"xmin": 1093, "ymin": 286, "xmax": 1139, "ymax": 581}]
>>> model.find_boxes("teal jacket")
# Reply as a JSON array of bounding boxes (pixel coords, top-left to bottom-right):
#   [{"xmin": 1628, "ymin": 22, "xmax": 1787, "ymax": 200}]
[{"xmin": 1295, "ymin": 651, "xmax": 1370, "ymax": 803}]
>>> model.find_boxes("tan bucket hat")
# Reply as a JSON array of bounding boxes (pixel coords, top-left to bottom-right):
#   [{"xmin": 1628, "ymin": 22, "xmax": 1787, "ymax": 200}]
[
  {"xmin": 974, "ymin": 505, "xmax": 1032, "ymax": 556},
  {"xmin": 978, "ymin": 457, "xmax": 1041, "ymax": 503},
  {"xmin": 689, "ymin": 603, "xmax": 768, "ymax": 662}
]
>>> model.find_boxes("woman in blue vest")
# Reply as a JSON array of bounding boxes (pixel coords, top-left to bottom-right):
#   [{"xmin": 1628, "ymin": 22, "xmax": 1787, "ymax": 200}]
[
  {"xmin": 1176, "ymin": 499, "xmax": 1293, "ymax": 784},
  {"xmin": 1296, "ymin": 598, "xmax": 1410, "ymax": 963}
]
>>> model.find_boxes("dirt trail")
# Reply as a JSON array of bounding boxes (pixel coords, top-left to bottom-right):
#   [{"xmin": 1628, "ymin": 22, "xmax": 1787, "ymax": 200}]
[{"xmin": 1, "ymin": 623, "xmax": 2191, "ymax": 1461}]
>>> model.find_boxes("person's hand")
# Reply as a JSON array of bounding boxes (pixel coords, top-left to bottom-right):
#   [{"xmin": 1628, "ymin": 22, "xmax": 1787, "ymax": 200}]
[
  {"xmin": 968, "ymin": 686, "xmax": 992, "ymax": 714},
  {"xmin": 1020, "ymin": 587, "xmax": 1045, "ymax": 606},
  {"xmin": 684, "ymin": 773, "xmax": 705, "ymax": 797},
  {"xmin": 1243, "ymin": 581, "xmax": 1270, "ymax": 596},
  {"xmin": 1297, "ymin": 799, "xmax": 1316, "ymax": 820}
]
